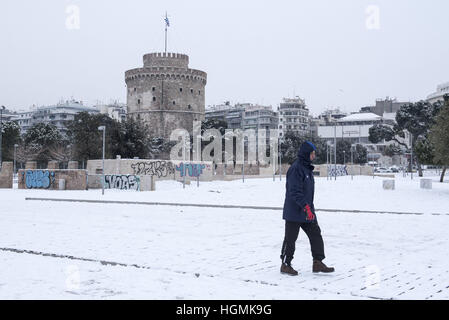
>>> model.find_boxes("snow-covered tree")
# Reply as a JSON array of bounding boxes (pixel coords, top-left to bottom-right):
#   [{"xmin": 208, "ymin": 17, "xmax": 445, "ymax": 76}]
[
  {"xmin": 430, "ymin": 95, "xmax": 449, "ymax": 182},
  {"xmin": 0, "ymin": 121, "xmax": 21, "ymax": 161},
  {"xmin": 369, "ymin": 100, "xmax": 443, "ymax": 176}
]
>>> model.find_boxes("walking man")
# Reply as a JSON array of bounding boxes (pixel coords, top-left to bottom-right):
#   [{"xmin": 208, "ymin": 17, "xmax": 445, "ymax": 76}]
[{"xmin": 280, "ymin": 141, "xmax": 335, "ymax": 276}]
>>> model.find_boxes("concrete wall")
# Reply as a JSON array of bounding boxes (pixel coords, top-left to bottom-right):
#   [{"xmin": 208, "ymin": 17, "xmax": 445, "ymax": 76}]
[
  {"xmin": 87, "ymin": 159, "xmax": 214, "ymax": 182},
  {"xmin": 315, "ymin": 164, "xmax": 374, "ymax": 177},
  {"xmin": 0, "ymin": 162, "xmax": 13, "ymax": 189},
  {"xmin": 25, "ymin": 161, "xmax": 37, "ymax": 169},
  {"xmin": 18, "ymin": 169, "xmax": 88, "ymax": 190}
]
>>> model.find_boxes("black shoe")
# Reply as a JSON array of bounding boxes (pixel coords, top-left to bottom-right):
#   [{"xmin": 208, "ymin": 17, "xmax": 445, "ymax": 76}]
[
  {"xmin": 280, "ymin": 263, "xmax": 299, "ymax": 276},
  {"xmin": 313, "ymin": 260, "xmax": 335, "ymax": 273}
]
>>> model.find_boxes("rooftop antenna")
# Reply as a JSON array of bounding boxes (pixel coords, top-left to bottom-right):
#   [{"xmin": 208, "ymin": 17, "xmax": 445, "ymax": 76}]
[{"xmin": 164, "ymin": 12, "xmax": 170, "ymax": 53}]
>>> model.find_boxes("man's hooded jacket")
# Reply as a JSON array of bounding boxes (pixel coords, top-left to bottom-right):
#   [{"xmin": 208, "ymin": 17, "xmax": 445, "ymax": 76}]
[{"xmin": 282, "ymin": 141, "xmax": 317, "ymax": 223}]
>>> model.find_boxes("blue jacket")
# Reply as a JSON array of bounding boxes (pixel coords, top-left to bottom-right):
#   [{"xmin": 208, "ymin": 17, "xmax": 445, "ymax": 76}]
[{"xmin": 282, "ymin": 142, "xmax": 316, "ymax": 223}]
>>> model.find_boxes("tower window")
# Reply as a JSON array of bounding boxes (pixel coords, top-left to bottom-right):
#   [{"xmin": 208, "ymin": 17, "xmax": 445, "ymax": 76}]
[
  {"xmin": 190, "ymin": 89, "xmax": 193, "ymax": 94},
  {"xmin": 153, "ymin": 97, "xmax": 156, "ymax": 101},
  {"xmin": 180, "ymin": 88, "xmax": 183, "ymax": 92},
  {"xmin": 137, "ymin": 99, "xmax": 141, "ymax": 105},
  {"xmin": 188, "ymin": 105, "xmax": 191, "ymax": 109},
  {"xmin": 198, "ymin": 90, "xmax": 201, "ymax": 95},
  {"xmin": 134, "ymin": 87, "xmax": 137, "ymax": 92},
  {"xmin": 173, "ymin": 101, "xmax": 176, "ymax": 105},
  {"xmin": 152, "ymin": 87, "xmax": 155, "ymax": 91}
]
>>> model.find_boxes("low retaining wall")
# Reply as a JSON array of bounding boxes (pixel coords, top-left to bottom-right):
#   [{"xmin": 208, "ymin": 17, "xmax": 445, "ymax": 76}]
[
  {"xmin": 315, "ymin": 165, "xmax": 374, "ymax": 177},
  {"xmin": 87, "ymin": 159, "xmax": 214, "ymax": 182},
  {"xmin": 0, "ymin": 162, "xmax": 13, "ymax": 189},
  {"xmin": 18, "ymin": 169, "xmax": 88, "ymax": 190}
]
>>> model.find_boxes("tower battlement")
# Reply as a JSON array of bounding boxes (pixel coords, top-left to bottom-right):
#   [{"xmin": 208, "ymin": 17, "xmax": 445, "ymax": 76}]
[{"xmin": 143, "ymin": 52, "xmax": 189, "ymax": 68}]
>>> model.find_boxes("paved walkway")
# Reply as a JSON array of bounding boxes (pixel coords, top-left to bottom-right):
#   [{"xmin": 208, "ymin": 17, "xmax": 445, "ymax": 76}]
[{"xmin": 1, "ymin": 197, "xmax": 448, "ymax": 299}]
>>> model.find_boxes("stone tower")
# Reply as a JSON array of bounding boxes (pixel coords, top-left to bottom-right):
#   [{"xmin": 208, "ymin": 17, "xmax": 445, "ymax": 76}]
[{"xmin": 125, "ymin": 52, "xmax": 207, "ymax": 139}]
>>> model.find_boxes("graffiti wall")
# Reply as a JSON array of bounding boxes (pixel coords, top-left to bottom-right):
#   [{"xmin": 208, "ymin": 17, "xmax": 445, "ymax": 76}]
[
  {"xmin": 327, "ymin": 165, "xmax": 348, "ymax": 177},
  {"xmin": 18, "ymin": 169, "xmax": 88, "ymax": 190},
  {"xmin": 104, "ymin": 175, "xmax": 140, "ymax": 191},
  {"xmin": 86, "ymin": 159, "xmax": 214, "ymax": 182}
]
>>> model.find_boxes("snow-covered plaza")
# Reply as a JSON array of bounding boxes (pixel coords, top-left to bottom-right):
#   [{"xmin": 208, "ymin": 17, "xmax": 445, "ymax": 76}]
[{"xmin": 0, "ymin": 174, "xmax": 448, "ymax": 299}]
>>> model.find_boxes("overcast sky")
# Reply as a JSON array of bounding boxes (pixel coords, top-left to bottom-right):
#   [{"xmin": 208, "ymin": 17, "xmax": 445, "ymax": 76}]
[{"xmin": 1, "ymin": 0, "xmax": 448, "ymax": 116}]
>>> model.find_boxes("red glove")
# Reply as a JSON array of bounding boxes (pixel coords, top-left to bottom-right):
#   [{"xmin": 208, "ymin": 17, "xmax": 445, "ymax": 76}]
[{"xmin": 304, "ymin": 204, "xmax": 315, "ymax": 221}]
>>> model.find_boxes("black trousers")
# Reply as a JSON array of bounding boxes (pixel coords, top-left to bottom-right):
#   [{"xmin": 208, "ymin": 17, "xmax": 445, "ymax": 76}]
[{"xmin": 280, "ymin": 220, "xmax": 325, "ymax": 265}]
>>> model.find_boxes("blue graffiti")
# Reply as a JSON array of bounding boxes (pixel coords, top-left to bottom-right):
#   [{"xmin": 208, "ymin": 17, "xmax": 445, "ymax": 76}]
[
  {"xmin": 175, "ymin": 163, "xmax": 206, "ymax": 177},
  {"xmin": 25, "ymin": 170, "xmax": 56, "ymax": 189}
]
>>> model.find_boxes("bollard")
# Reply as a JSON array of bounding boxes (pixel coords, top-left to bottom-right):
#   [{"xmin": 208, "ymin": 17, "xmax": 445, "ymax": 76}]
[
  {"xmin": 58, "ymin": 179, "xmax": 66, "ymax": 190},
  {"xmin": 420, "ymin": 179, "xmax": 432, "ymax": 190},
  {"xmin": 382, "ymin": 179, "xmax": 395, "ymax": 190}
]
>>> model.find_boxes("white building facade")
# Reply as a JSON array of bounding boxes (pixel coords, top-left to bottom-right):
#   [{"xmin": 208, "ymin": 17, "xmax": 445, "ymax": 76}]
[
  {"xmin": 427, "ymin": 82, "xmax": 449, "ymax": 104},
  {"xmin": 278, "ymin": 97, "xmax": 310, "ymax": 138},
  {"xmin": 11, "ymin": 99, "xmax": 99, "ymax": 135}
]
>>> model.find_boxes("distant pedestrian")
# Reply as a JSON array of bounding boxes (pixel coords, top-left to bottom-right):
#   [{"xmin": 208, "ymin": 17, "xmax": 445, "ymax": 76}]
[{"xmin": 280, "ymin": 141, "xmax": 335, "ymax": 276}]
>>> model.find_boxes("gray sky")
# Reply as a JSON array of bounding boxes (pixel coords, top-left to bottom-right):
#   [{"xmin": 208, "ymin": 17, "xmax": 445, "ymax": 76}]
[{"xmin": 1, "ymin": 0, "xmax": 448, "ymax": 116}]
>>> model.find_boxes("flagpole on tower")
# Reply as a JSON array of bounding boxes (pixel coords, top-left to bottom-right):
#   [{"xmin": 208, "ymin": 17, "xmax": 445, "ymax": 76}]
[{"xmin": 164, "ymin": 12, "xmax": 169, "ymax": 54}]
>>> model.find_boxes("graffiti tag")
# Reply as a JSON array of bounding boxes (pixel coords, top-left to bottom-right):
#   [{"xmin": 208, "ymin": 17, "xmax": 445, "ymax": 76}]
[
  {"xmin": 175, "ymin": 163, "xmax": 206, "ymax": 177},
  {"xmin": 131, "ymin": 161, "xmax": 175, "ymax": 178},
  {"xmin": 104, "ymin": 175, "xmax": 140, "ymax": 191},
  {"xmin": 24, "ymin": 170, "xmax": 56, "ymax": 189}
]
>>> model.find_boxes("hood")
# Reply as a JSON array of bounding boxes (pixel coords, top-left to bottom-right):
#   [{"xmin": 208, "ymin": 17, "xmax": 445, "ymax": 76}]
[{"xmin": 297, "ymin": 141, "xmax": 316, "ymax": 169}]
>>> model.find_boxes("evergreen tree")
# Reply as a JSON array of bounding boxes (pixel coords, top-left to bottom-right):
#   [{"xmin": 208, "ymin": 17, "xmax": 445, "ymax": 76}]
[
  {"xmin": 369, "ymin": 100, "xmax": 443, "ymax": 176},
  {"xmin": 280, "ymin": 131, "xmax": 327, "ymax": 165},
  {"xmin": 118, "ymin": 117, "xmax": 150, "ymax": 159},
  {"xmin": 22, "ymin": 122, "xmax": 64, "ymax": 162},
  {"xmin": 353, "ymin": 144, "xmax": 368, "ymax": 164},
  {"xmin": 66, "ymin": 112, "xmax": 115, "ymax": 162},
  {"xmin": 0, "ymin": 121, "xmax": 21, "ymax": 161},
  {"xmin": 430, "ymin": 95, "xmax": 449, "ymax": 182}
]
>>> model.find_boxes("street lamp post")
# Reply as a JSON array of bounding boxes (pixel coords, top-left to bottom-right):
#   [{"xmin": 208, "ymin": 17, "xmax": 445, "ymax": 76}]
[
  {"xmin": 242, "ymin": 138, "xmax": 245, "ymax": 183},
  {"xmin": 0, "ymin": 106, "xmax": 5, "ymax": 170},
  {"xmin": 14, "ymin": 144, "xmax": 18, "ymax": 175},
  {"xmin": 183, "ymin": 137, "xmax": 186, "ymax": 189},
  {"xmin": 326, "ymin": 143, "xmax": 328, "ymax": 180},
  {"xmin": 350, "ymin": 145, "xmax": 354, "ymax": 180},
  {"xmin": 334, "ymin": 124, "xmax": 337, "ymax": 181},
  {"xmin": 410, "ymin": 136, "xmax": 414, "ymax": 181},
  {"xmin": 98, "ymin": 126, "xmax": 106, "ymax": 195},
  {"xmin": 279, "ymin": 137, "xmax": 283, "ymax": 181}
]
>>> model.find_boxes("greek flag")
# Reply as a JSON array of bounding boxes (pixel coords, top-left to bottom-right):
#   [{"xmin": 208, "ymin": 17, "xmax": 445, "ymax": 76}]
[{"xmin": 165, "ymin": 15, "xmax": 170, "ymax": 27}]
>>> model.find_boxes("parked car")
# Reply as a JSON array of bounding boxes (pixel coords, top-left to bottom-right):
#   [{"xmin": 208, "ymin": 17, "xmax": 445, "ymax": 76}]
[
  {"xmin": 375, "ymin": 167, "xmax": 392, "ymax": 173},
  {"xmin": 389, "ymin": 166, "xmax": 399, "ymax": 173}
]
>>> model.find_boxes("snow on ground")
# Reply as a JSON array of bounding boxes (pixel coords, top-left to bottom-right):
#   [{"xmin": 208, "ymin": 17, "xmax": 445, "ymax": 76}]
[{"xmin": 0, "ymin": 174, "xmax": 448, "ymax": 299}]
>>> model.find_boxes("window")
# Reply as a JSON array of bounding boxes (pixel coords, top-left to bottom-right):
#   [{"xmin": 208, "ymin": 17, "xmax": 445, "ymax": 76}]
[
  {"xmin": 180, "ymin": 88, "xmax": 183, "ymax": 92},
  {"xmin": 134, "ymin": 88, "xmax": 137, "ymax": 92},
  {"xmin": 188, "ymin": 105, "xmax": 191, "ymax": 109},
  {"xmin": 152, "ymin": 87, "xmax": 155, "ymax": 91},
  {"xmin": 153, "ymin": 97, "xmax": 156, "ymax": 102},
  {"xmin": 173, "ymin": 101, "xmax": 176, "ymax": 105},
  {"xmin": 190, "ymin": 89, "xmax": 193, "ymax": 94},
  {"xmin": 198, "ymin": 90, "xmax": 201, "ymax": 95},
  {"xmin": 137, "ymin": 99, "xmax": 141, "ymax": 105}
]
